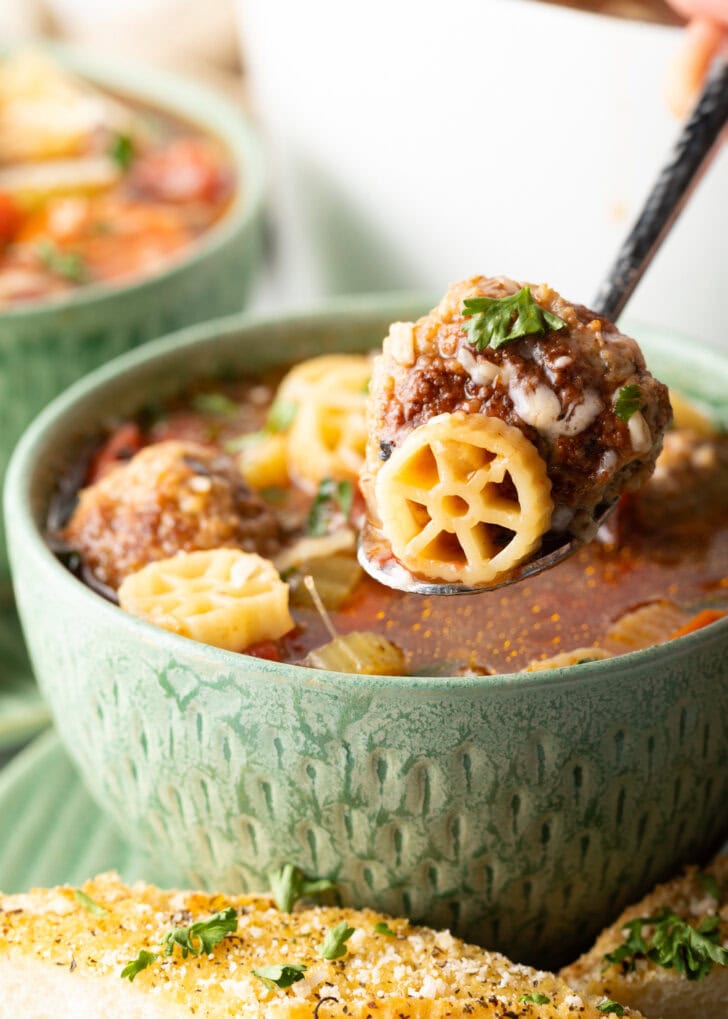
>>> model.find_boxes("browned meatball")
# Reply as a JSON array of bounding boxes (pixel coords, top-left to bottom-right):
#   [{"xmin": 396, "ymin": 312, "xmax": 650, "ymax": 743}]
[
  {"xmin": 63, "ymin": 440, "xmax": 281, "ymax": 589},
  {"xmin": 366, "ymin": 276, "xmax": 672, "ymax": 540}
]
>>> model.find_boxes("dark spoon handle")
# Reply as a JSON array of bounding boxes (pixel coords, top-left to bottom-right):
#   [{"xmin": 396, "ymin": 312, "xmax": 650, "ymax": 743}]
[{"xmin": 593, "ymin": 58, "xmax": 728, "ymax": 321}]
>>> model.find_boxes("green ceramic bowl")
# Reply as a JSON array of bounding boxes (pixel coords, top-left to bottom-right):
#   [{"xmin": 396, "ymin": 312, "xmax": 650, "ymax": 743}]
[
  {"xmin": 5, "ymin": 300, "xmax": 728, "ymax": 967},
  {"xmin": 0, "ymin": 45, "xmax": 265, "ymax": 589}
]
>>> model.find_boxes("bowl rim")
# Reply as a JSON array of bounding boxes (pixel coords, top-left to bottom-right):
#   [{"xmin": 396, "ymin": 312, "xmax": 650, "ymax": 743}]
[
  {"xmin": 0, "ymin": 41, "xmax": 264, "ymax": 326},
  {"xmin": 6, "ymin": 293, "xmax": 728, "ymax": 692}
]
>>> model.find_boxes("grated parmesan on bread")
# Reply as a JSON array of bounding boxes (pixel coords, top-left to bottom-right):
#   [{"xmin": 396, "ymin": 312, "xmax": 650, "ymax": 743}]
[
  {"xmin": 561, "ymin": 855, "xmax": 728, "ymax": 1019},
  {"xmin": 0, "ymin": 872, "xmax": 645, "ymax": 1018}
]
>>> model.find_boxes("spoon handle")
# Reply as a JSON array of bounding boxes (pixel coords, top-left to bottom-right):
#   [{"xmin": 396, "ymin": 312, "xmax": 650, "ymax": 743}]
[{"xmin": 593, "ymin": 57, "xmax": 728, "ymax": 321}]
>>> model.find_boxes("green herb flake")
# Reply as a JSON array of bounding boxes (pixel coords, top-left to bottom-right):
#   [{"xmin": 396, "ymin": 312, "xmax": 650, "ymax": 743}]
[
  {"xmin": 374, "ymin": 921, "xmax": 396, "ymax": 937},
  {"xmin": 597, "ymin": 1001, "xmax": 625, "ymax": 1015},
  {"xmin": 306, "ymin": 478, "xmax": 355, "ymax": 537},
  {"xmin": 614, "ymin": 384, "xmax": 642, "ymax": 423},
  {"xmin": 604, "ymin": 906, "xmax": 728, "ymax": 982},
  {"xmin": 518, "ymin": 991, "xmax": 551, "ymax": 1005},
  {"xmin": 37, "ymin": 241, "xmax": 89, "ymax": 284},
  {"xmin": 120, "ymin": 907, "xmax": 237, "ymax": 981},
  {"xmin": 191, "ymin": 392, "xmax": 239, "ymax": 418},
  {"xmin": 120, "ymin": 949, "xmax": 158, "ymax": 982},
  {"xmin": 224, "ymin": 432, "xmax": 265, "ymax": 454},
  {"xmin": 108, "ymin": 132, "xmax": 135, "ymax": 170},
  {"xmin": 461, "ymin": 287, "xmax": 566, "ymax": 352},
  {"xmin": 161, "ymin": 906, "xmax": 238, "ymax": 959},
  {"xmin": 319, "ymin": 920, "xmax": 355, "ymax": 960},
  {"xmin": 268, "ymin": 863, "xmax": 338, "ymax": 913},
  {"xmin": 698, "ymin": 872, "xmax": 721, "ymax": 901},
  {"xmin": 252, "ymin": 963, "xmax": 307, "ymax": 990},
  {"xmin": 73, "ymin": 888, "xmax": 108, "ymax": 917},
  {"xmin": 266, "ymin": 399, "xmax": 297, "ymax": 433},
  {"xmin": 260, "ymin": 486, "xmax": 287, "ymax": 504}
]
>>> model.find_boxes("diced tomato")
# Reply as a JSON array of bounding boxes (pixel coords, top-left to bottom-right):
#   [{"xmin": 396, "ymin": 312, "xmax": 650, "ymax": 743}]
[
  {"xmin": 87, "ymin": 422, "xmax": 144, "ymax": 483},
  {"xmin": 130, "ymin": 138, "xmax": 231, "ymax": 205},
  {"xmin": 245, "ymin": 640, "xmax": 282, "ymax": 662},
  {"xmin": 670, "ymin": 609, "xmax": 727, "ymax": 640},
  {"xmin": 0, "ymin": 192, "xmax": 21, "ymax": 247}
]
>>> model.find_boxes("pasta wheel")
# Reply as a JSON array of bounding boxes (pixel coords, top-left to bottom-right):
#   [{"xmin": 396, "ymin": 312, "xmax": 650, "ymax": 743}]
[
  {"xmin": 374, "ymin": 412, "xmax": 554, "ymax": 586},
  {"xmin": 668, "ymin": 389, "xmax": 716, "ymax": 438},
  {"xmin": 278, "ymin": 354, "xmax": 371, "ymax": 488},
  {"xmin": 0, "ymin": 49, "xmax": 134, "ymax": 163},
  {"xmin": 277, "ymin": 354, "xmax": 371, "ymax": 406},
  {"xmin": 118, "ymin": 549, "xmax": 293, "ymax": 652},
  {"xmin": 601, "ymin": 599, "xmax": 690, "ymax": 655},
  {"xmin": 523, "ymin": 647, "xmax": 611, "ymax": 672},
  {"xmin": 288, "ymin": 399, "xmax": 369, "ymax": 488},
  {"xmin": 237, "ymin": 433, "xmax": 289, "ymax": 489}
]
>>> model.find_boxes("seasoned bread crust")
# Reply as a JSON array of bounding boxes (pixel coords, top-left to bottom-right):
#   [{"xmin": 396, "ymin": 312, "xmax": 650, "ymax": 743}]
[
  {"xmin": 561, "ymin": 855, "xmax": 728, "ymax": 1019},
  {"xmin": 0, "ymin": 873, "xmax": 645, "ymax": 1018}
]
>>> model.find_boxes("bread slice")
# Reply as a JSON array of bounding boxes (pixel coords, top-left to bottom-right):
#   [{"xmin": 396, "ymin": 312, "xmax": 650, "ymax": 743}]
[
  {"xmin": 0, "ymin": 872, "xmax": 644, "ymax": 1018},
  {"xmin": 561, "ymin": 855, "xmax": 728, "ymax": 1019}
]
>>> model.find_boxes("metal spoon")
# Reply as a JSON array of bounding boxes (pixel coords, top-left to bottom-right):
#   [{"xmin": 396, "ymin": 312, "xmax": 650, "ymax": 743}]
[{"xmin": 358, "ymin": 58, "xmax": 728, "ymax": 596}]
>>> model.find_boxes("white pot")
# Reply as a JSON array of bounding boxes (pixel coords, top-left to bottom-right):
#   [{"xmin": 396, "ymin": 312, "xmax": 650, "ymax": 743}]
[{"xmin": 238, "ymin": 0, "xmax": 726, "ymax": 347}]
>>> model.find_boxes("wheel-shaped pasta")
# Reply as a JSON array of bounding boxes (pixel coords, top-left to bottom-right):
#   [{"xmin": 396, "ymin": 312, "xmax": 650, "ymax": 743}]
[
  {"xmin": 523, "ymin": 647, "xmax": 611, "ymax": 672},
  {"xmin": 118, "ymin": 549, "xmax": 293, "ymax": 652},
  {"xmin": 288, "ymin": 399, "xmax": 369, "ymax": 488},
  {"xmin": 277, "ymin": 354, "xmax": 371, "ymax": 406},
  {"xmin": 237, "ymin": 433, "xmax": 289, "ymax": 489},
  {"xmin": 277, "ymin": 354, "xmax": 371, "ymax": 488},
  {"xmin": 374, "ymin": 412, "xmax": 554, "ymax": 586}
]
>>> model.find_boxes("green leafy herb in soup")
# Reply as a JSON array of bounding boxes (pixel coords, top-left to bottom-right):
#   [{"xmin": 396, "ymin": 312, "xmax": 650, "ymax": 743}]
[
  {"xmin": 49, "ymin": 349, "xmax": 728, "ymax": 677},
  {"xmin": 0, "ymin": 49, "xmax": 234, "ymax": 306}
]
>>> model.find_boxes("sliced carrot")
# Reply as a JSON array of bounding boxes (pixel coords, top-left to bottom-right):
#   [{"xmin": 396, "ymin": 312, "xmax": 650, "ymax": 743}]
[
  {"xmin": 0, "ymin": 192, "xmax": 21, "ymax": 247},
  {"xmin": 670, "ymin": 608, "xmax": 727, "ymax": 640}
]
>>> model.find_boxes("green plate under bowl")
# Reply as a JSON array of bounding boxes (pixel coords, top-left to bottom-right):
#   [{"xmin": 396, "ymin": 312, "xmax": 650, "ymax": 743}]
[
  {"xmin": 0, "ymin": 728, "xmax": 177, "ymax": 893},
  {"xmin": 0, "ymin": 600, "xmax": 50, "ymax": 751}
]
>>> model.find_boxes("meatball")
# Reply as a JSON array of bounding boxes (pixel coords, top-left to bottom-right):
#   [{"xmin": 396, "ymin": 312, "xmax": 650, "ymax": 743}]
[
  {"xmin": 365, "ymin": 276, "xmax": 672, "ymax": 543},
  {"xmin": 63, "ymin": 440, "xmax": 281, "ymax": 590}
]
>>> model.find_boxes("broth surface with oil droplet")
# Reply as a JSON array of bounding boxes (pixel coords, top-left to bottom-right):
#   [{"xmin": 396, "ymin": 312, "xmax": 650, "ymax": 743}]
[{"xmin": 52, "ymin": 372, "xmax": 728, "ymax": 675}]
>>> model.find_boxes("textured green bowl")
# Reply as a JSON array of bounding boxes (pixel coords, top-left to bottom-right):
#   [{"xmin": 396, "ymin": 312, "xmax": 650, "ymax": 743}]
[
  {"xmin": 5, "ymin": 300, "xmax": 728, "ymax": 967},
  {"xmin": 0, "ymin": 45, "xmax": 265, "ymax": 589}
]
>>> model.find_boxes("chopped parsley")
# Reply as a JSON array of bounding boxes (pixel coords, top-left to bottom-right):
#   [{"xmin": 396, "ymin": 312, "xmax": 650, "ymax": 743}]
[
  {"xmin": 462, "ymin": 287, "xmax": 566, "ymax": 351},
  {"xmin": 597, "ymin": 1001, "xmax": 625, "ymax": 1015},
  {"xmin": 108, "ymin": 132, "xmax": 135, "ymax": 170},
  {"xmin": 37, "ymin": 241, "xmax": 89, "ymax": 284},
  {"xmin": 120, "ymin": 906, "xmax": 238, "ymax": 981},
  {"xmin": 306, "ymin": 478, "xmax": 354, "ymax": 537},
  {"xmin": 73, "ymin": 889, "xmax": 108, "ymax": 917},
  {"xmin": 374, "ymin": 921, "xmax": 396, "ymax": 937},
  {"xmin": 252, "ymin": 963, "xmax": 307, "ymax": 989},
  {"xmin": 614, "ymin": 384, "xmax": 641, "ymax": 423},
  {"xmin": 266, "ymin": 399, "xmax": 297, "ymax": 433},
  {"xmin": 161, "ymin": 906, "xmax": 238, "ymax": 958},
  {"xmin": 191, "ymin": 392, "xmax": 239, "ymax": 418},
  {"xmin": 698, "ymin": 872, "xmax": 721, "ymax": 901},
  {"xmin": 518, "ymin": 991, "xmax": 551, "ymax": 1004},
  {"xmin": 120, "ymin": 949, "xmax": 158, "ymax": 982},
  {"xmin": 318, "ymin": 920, "xmax": 355, "ymax": 960},
  {"xmin": 268, "ymin": 863, "xmax": 337, "ymax": 913},
  {"xmin": 224, "ymin": 398, "xmax": 297, "ymax": 454},
  {"xmin": 604, "ymin": 906, "xmax": 728, "ymax": 981}
]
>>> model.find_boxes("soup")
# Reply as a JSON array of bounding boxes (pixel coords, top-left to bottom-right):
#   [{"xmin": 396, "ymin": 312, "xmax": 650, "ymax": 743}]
[
  {"xmin": 0, "ymin": 50, "xmax": 234, "ymax": 307},
  {"xmin": 50, "ymin": 357, "xmax": 728, "ymax": 676}
]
